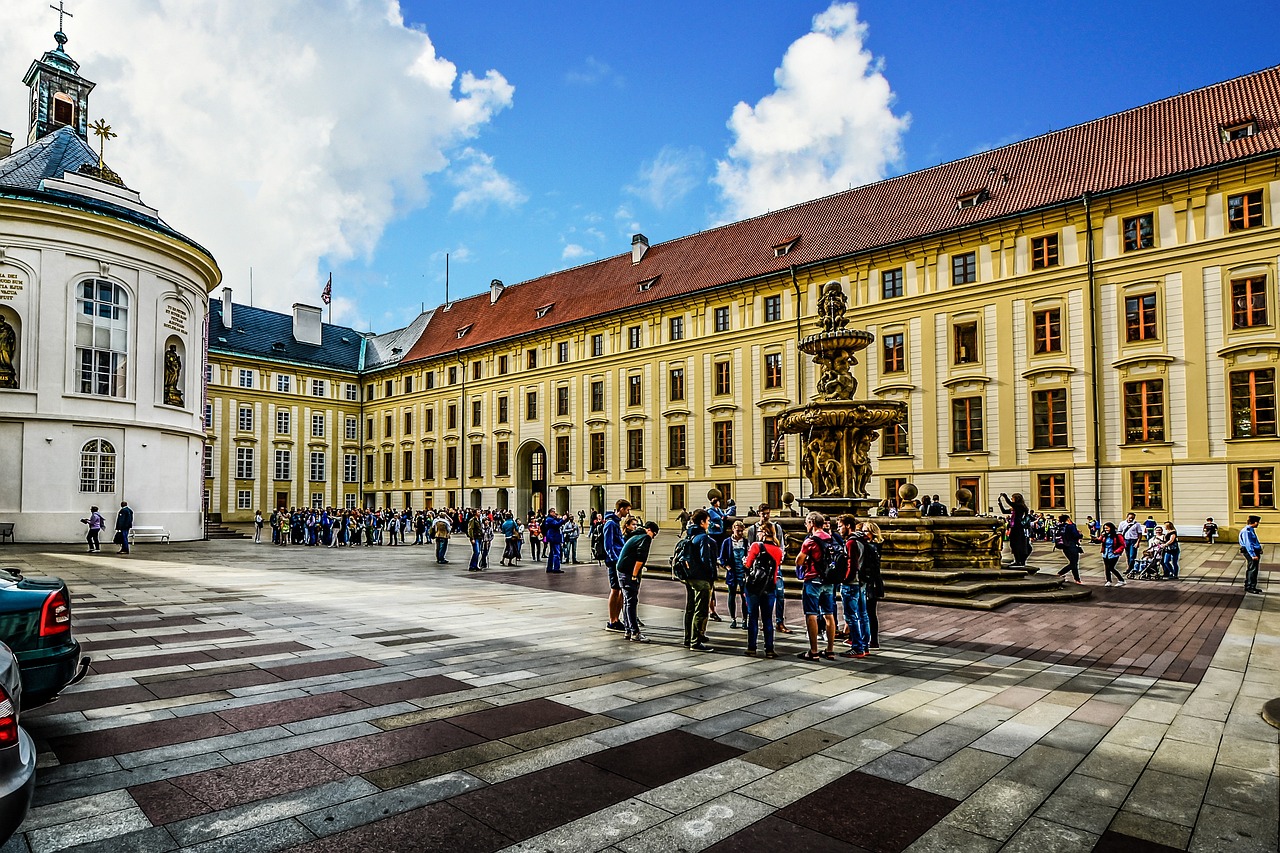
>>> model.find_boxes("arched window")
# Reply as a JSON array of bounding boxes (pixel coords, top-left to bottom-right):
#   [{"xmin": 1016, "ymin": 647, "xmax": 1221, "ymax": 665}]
[
  {"xmin": 53, "ymin": 92, "xmax": 75, "ymax": 128},
  {"xmin": 76, "ymin": 279, "xmax": 129, "ymax": 397},
  {"xmin": 79, "ymin": 439, "xmax": 116, "ymax": 493}
]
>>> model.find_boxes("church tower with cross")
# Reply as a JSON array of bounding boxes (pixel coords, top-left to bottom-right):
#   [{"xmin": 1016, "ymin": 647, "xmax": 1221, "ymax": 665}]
[{"xmin": 22, "ymin": 3, "xmax": 96, "ymax": 144}]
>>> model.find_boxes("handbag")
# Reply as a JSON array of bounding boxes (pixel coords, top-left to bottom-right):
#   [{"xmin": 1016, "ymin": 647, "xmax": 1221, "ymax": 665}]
[{"xmin": 112, "ymin": 530, "xmax": 124, "ymax": 545}]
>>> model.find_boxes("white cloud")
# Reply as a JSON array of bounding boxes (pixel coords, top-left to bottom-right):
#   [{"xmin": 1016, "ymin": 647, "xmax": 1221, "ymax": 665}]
[
  {"xmin": 449, "ymin": 147, "xmax": 526, "ymax": 212},
  {"xmin": 0, "ymin": 1, "xmax": 513, "ymax": 316},
  {"xmin": 561, "ymin": 243, "xmax": 590, "ymax": 260},
  {"xmin": 626, "ymin": 145, "xmax": 705, "ymax": 211},
  {"xmin": 565, "ymin": 57, "xmax": 616, "ymax": 86},
  {"xmin": 713, "ymin": 2, "xmax": 908, "ymax": 221}
]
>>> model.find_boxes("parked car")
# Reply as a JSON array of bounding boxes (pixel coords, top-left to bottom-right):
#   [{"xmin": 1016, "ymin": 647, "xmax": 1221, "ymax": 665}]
[
  {"xmin": 0, "ymin": 569, "xmax": 89, "ymax": 709},
  {"xmin": 0, "ymin": 641, "xmax": 36, "ymax": 845}
]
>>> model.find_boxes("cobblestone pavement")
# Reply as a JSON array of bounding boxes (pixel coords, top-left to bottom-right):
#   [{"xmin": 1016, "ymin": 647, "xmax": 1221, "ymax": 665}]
[{"xmin": 1, "ymin": 537, "xmax": 1275, "ymax": 853}]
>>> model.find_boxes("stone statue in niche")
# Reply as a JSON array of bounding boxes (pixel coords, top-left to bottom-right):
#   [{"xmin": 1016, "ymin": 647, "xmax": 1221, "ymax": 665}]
[
  {"xmin": 163, "ymin": 344, "xmax": 183, "ymax": 406},
  {"xmin": 818, "ymin": 280, "xmax": 849, "ymax": 333},
  {"xmin": 851, "ymin": 430, "xmax": 876, "ymax": 498},
  {"xmin": 0, "ymin": 314, "xmax": 17, "ymax": 389}
]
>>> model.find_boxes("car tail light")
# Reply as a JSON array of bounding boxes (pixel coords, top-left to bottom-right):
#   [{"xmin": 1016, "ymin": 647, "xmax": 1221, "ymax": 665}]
[
  {"xmin": 0, "ymin": 685, "xmax": 17, "ymax": 747},
  {"xmin": 39, "ymin": 589, "xmax": 71, "ymax": 638}
]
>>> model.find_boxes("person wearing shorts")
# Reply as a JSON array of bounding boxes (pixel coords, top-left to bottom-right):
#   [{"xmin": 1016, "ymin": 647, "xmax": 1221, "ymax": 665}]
[
  {"xmin": 603, "ymin": 500, "xmax": 632, "ymax": 632},
  {"xmin": 795, "ymin": 511, "xmax": 837, "ymax": 661}
]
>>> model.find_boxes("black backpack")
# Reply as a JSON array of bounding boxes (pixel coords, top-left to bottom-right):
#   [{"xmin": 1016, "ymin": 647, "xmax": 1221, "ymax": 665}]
[
  {"xmin": 743, "ymin": 545, "xmax": 776, "ymax": 595},
  {"xmin": 590, "ymin": 524, "xmax": 606, "ymax": 561},
  {"xmin": 815, "ymin": 535, "xmax": 848, "ymax": 585},
  {"xmin": 670, "ymin": 532, "xmax": 694, "ymax": 582}
]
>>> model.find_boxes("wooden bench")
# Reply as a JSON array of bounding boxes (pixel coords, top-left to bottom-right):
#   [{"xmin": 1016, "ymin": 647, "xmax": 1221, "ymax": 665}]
[
  {"xmin": 128, "ymin": 526, "xmax": 170, "ymax": 544},
  {"xmin": 1174, "ymin": 524, "xmax": 1211, "ymax": 542},
  {"xmin": 0, "ymin": 523, "xmax": 13, "ymax": 543}
]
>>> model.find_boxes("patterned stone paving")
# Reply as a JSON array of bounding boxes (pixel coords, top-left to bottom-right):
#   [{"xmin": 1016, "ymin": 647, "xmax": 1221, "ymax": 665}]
[{"xmin": 0, "ymin": 537, "xmax": 1273, "ymax": 853}]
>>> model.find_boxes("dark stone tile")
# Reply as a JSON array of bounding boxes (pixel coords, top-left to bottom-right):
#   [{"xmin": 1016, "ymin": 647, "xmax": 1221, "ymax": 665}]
[
  {"xmin": 450, "ymin": 759, "xmax": 645, "ymax": 842},
  {"xmin": 168, "ymin": 749, "xmax": 346, "ymax": 812},
  {"xmin": 450, "ymin": 699, "xmax": 589, "ymax": 741},
  {"xmin": 1092, "ymin": 830, "xmax": 1185, "ymax": 852},
  {"xmin": 216, "ymin": 691, "xmax": 371, "ymax": 731},
  {"xmin": 584, "ymin": 728, "xmax": 745, "ymax": 789},
  {"xmin": 90, "ymin": 651, "xmax": 215, "ymax": 674},
  {"xmin": 25, "ymin": 685, "xmax": 157, "ymax": 717},
  {"xmin": 311, "ymin": 720, "xmax": 486, "ymax": 774},
  {"xmin": 129, "ymin": 779, "xmax": 213, "ymax": 825},
  {"xmin": 261, "ymin": 656, "xmax": 382, "ymax": 681},
  {"xmin": 78, "ymin": 608, "xmax": 164, "ymax": 620},
  {"xmin": 49, "ymin": 713, "xmax": 239, "ymax": 763},
  {"xmin": 343, "ymin": 674, "xmax": 470, "ymax": 706},
  {"xmin": 205, "ymin": 641, "xmax": 313, "ymax": 660},
  {"xmin": 777, "ymin": 770, "xmax": 958, "ymax": 853},
  {"xmin": 706, "ymin": 816, "xmax": 869, "ymax": 852},
  {"xmin": 289, "ymin": 802, "xmax": 507, "ymax": 853},
  {"xmin": 81, "ymin": 629, "xmax": 251, "ymax": 652},
  {"xmin": 145, "ymin": 668, "xmax": 282, "ymax": 699}
]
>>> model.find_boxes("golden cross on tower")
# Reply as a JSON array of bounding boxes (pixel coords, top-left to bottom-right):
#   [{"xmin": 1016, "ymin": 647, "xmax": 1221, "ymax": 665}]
[
  {"xmin": 90, "ymin": 118, "xmax": 116, "ymax": 170},
  {"xmin": 49, "ymin": 1, "xmax": 73, "ymax": 33}
]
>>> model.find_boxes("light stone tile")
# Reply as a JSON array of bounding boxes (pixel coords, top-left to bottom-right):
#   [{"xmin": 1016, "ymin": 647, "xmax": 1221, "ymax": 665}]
[
  {"xmin": 298, "ymin": 771, "xmax": 484, "ymax": 837},
  {"xmin": 734, "ymin": 753, "xmax": 851, "ymax": 808},
  {"xmin": 614, "ymin": 793, "xmax": 772, "ymax": 853},
  {"xmin": 1189, "ymin": 803, "xmax": 1279, "ymax": 853},
  {"xmin": 944, "ymin": 778, "xmax": 1044, "ymax": 841},
  {"xmin": 470, "ymin": 734, "xmax": 608, "ymax": 784},
  {"xmin": 1122, "ymin": 768, "xmax": 1210, "ymax": 827},
  {"xmin": 20, "ymin": 790, "xmax": 138, "ymax": 832},
  {"xmin": 26, "ymin": 805, "xmax": 152, "ymax": 853},
  {"xmin": 998, "ymin": 817, "xmax": 1098, "ymax": 853},
  {"xmin": 909, "ymin": 748, "xmax": 1011, "ymax": 801},
  {"xmin": 1108, "ymin": 809, "xmax": 1192, "ymax": 849},
  {"xmin": 903, "ymin": 821, "xmax": 1002, "ymax": 853},
  {"xmin": 1217, "ymin": 735, "xmax": 1279, "ymax": 776},
  {"xmin": 819, "ymin": 728, "xmax": 912, "ymax": 768},
  {"xmin": 167, "ymin": 777, "xmax": 377, "ymax": 846},
  {"xmin": 500, "ymin": 798, "xmax": 673, "ymax": 853}
]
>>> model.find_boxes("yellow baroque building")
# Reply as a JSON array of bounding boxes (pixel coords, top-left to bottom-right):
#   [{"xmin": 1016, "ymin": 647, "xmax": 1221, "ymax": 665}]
[{"xmin": 206, "ymin": 66, "xmax": 1280, "ymax": 536}]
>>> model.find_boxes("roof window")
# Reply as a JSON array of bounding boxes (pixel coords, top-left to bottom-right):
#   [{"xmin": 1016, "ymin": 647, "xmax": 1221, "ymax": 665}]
[
  {"xmin": 271, "ymin": 342, "xmax": 286, "ymax": 352},
  {"xmin": 1221, "ymin": 118, "xmax": 1258, "ymax": 142},
  {"xmin": 456, "ymin": 324, "xmax": 472, "ymax": 339},
  {"xmin": 772, "ymin": 236, "xmax": 800, "ymax": 257},
  {"xmin": 956, "ymin": 189, "xmax": 989, "ymax": 210},
  {"xmin": 535, "ymin": 303, "xmax": 554, "ymax": 319},
  {"xmin": 638, "ymin": 276, "xmax": 660, "ymax": 292}
]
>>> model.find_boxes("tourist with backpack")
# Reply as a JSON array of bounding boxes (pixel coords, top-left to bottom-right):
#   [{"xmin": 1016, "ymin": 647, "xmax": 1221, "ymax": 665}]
[
  {"xmin": 748, "ymin": 507, "xmax": 791, "ymax": 633},
  {"xmin": 836, "ymin": 514, "xmax": 871, "ymax": 658},
  {"xmin": 616, "ymin": 522, "xmax": 660, "ymax": 643},
  {"xmin": 858, "ymin": 521, "xmax": 885, "ymax": 649},
  {"xmin": 602, "ymin": 500, "xmax": 632, "ymax": 632},
  {"xmin": 718, "ymin": 521, "xmax": 749, "ymax": 629},
  {"xmin": 741, "ymin": 523, "xmax": 783, "ymax": 658},
  {"xmin": 676, "ymin": 508, "xmax": 718, "ymax": 651},
  {"xmin": 795, "ymin": 511, "xmax": 842, "ymax": 661}
]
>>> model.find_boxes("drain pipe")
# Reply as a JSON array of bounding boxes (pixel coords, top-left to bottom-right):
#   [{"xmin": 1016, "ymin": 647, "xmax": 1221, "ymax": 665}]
[
  {"xmin": 790, "ymin": 266, "xmax": 804, "ymax": 502},
  {"xmin": 1084, "ymin": 192, "xmax": 1102, "ymax": 522}
]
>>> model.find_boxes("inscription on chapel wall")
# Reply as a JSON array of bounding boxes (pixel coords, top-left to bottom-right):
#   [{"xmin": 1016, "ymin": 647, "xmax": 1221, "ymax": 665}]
[
  {"xmin": 163, "ymin": 303, "xmax": 189, "ymax": 335},
  {"xmin": 0, "ymin": 272, "xmax": 23, "ymax": 301}
]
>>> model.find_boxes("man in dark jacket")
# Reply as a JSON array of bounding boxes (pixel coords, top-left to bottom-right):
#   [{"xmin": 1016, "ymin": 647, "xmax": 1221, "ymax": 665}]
[
  {"xmin": 543, "ymin": 508, "xmax": 565, "ymax": 573},
  {"xmin": 681, "ymin": 509, "xmax": 718, "ymax": 651},
  {"xmin": 617, "ymin": 522, "xmax": 659, "ymax": 642},
  {"xmin": 115, "ymin": 500, "xmax": 134, "ymax": 554},
  {"xmin": 602, "ymin": 500, "xmax": 631, "ymax": 631}
]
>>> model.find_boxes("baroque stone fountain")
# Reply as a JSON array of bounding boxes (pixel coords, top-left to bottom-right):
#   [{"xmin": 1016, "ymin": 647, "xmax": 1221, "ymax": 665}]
[{"xmin": 771, "ymin": 281, "xmax": 1089, "ymax": 609}]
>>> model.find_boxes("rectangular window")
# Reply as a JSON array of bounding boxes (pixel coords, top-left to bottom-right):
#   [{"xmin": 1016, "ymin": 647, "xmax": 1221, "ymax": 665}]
[
  {"xmin": 446, "ymin": 446, "xmax": 458, "ymax": 479},
  {"xmin": 404, "ymin": 376, "xmax": 414, "ymax": 395},
  {"xmin": 1037, "ymin": 473, "xmax": 1067, "ymax": 510},
  {"xmin": 235, "ymin": 447, "xmax": 254, "ymax": 479},
  {"xmin": 366, "ymin": 417, "xmax": 373, "ymax": 438},
  {"xmin": 883, "ymin": 333, "xmax": 905, "ymax": 373},
  {"xmin": 557, "ymin": 386, "xmax": 570, "ymax": 416},
  {"xmin": 343, "ymin": 454, "xmax": 358, "ymax": 483},
  {"xmin": 204, "ymin": 403, "xmax": 213, "ymax": 429},
  {"xmin": 1232, "ymin": 276, "xmax": 1269, "ymax": 328},
  {"xmin": 590, "ymin": 433, "xmax": 606, "ymax": 471},
  {"xmin": 1123, "ymin": 213, "xmax": 1154, "ymax": 251},
  {"xmin": 953, "ymin": 322, "xmax": 979, "ymax": 364},
  {"xmin": 238, "ymin": 369, "xmax": 254, "ymax": 388},
  {"xmin": 591, "ymin": 380, "xmax": 604, "ymax": 412},
  {"xmin": 274, "ymin": 450, "xmax": 291, "ymax": 481},
  {"xmin": 668, "ymin": 425, "xmax": 687, "ymax": 468},
  {"xmin": 629, "ymin": 325, "xmax": 642, "ymax": 349},
  {"xmin": 311, "ymin": 379, "xmax": 325, "ymax": 397},
  {"xmin": 498, "ymin": 396, "xmax": 509, "ymax": 423},
  {"xmin": 1238, "ymin": 467, "xmax": 1276, "ymax": 508},
  {"xmin": 1125, "ymin": 294, "xmax": 1158, "ymax": 341},
  {"xmin": 670, "ymin": 484, "xmax": 686, "ymax": 513},
  {"xmin": 714, "ymin": 361, "xmax": 731, "ymax": 395},
  {"xmin": 471, "ymin": 399, "xmax": 481, "ymax": 427},
  {"xmin": 1031, "ymin": 234, "xmax": 1059, "ymax": 270},
  {"xmin": 343, "ymin": 417, "xmax": 356, "ymax": 441},
  {"xmin": 592, "ymin": 334, "xmax": 604, "ymax": 356},
  {"xmin": 448, "ymin": 366, "xmax": 457, "ymax": 385},
  {"xmin": 498, "ymin": 354, "xmax": 508, "ymax": 375},
  {"xmin": 345, "ymin": 493, "xmax": 357, "ymax": 509},
  {"xmin": 557, "ymin": 342, "xmax": 569, "ymax": 364},
  {"xmin": 713, "ymin": 421, "xmax": 733, "ymax": 465},
  {"xmin": 555, "ymin": 436, "xmax": 570, "ymax": 474},
  {"xmin": 276, "ymin": 374, "xmax": 291, "ymax": 393},
  {"xmin": 1230, "ymin": 368, "xmax": 1277, "ymax": 438},
  {"xmin": 237, "ymin": 489, "xmax": 252, "ymax": 511},
  {"xmin": 1031, "ymin": 389, "xmax": 1068, "ymax": 448},
  {"xmin": 1130, "ymin": 470, "xmax": 1164, "ymax": 509},
  {"xmin": 497, "ymin": 441, "xmax": 510, "ymax": 477},
  {"xmin": 1033, "ymin": 308, "xmax": 1062, "ymax": 354},
  {"xmin": 345, "ymin": 383, "xmax": 358, "ymax": 401},
  {"xmin": 77, "ymin": 348, "xmax": 124, "ymax": 398},
  {"xmin": 1227, "ymin": 190, "xmax": 1264, "ymax": 232},
  {"xmin": 627, "ymin": 429, "xmax": 644, "ymax": 469},
  {"xmin": 1123, "ymin": 380, "xmax": 1165, "ymax": 443},
  {"xmin": 383, "ymin": 451, "xmax": 393, "ymax": 482},
  {"xmin": 765, "ymin": 481, "xmax": 783, "ymax": 510},
  {"xmin": 952, "ymin": 252, "xmax": 977, "ymax": 285},
  {"xmin": 669, "ymin": 368, "xmax": 685, "ymax": 401},
  {"xmin": 885, "ymin": 477, "xmax": 908, "ymax": 506},
  {"xmin": 424, "ymin": 448, "xmax": 435, "ymax": 480},
  {"xmin": 526, "ymin": 349, "xmax": 537, "ymax": 370},
  {"xmin": 715, "ymin": 482, "xmax": 733, "ymax": 504},
  {"xmin": 385, "ymin": 414, "xmax": 393, "ymax": 438},
  {"xmin": 882, "ymin": 268, "xmax": 903, "ymax": 299},
  {"xmin": 402, "ymin": 449, "xmax": 413, "ymax": 480},
  {"xmin": 238, "ymin": 406, "xmax": 253, "ymax": 432},
  {"xmin": 447, "ymin": 404, "xmax": 457, "ymax": 430},
  {"xmin": 669, "ymin": 317, "xmax": 684, "ymax": 341},
  {"xmin": 203, "ymin": 445, "xmax": 213, "ymax": 478},
  {"xmin": 467, "ymin": 443, "xmax": 479, "ymax": 478},
  {"xmin": 714, "ymin": 306, "xmax": 730, "ymax": 333},
  {"xmin": 882, "ymin": 419, "xmax": 909, "ymax": 456},
  {"xmin": 764, "ymin": 353, "xmax": 783, "ymax": 389},
  {"xmin": 628, "ymin": 375, "xmax": 642, "ymax": 406},
  {"xmin": 763, "ymin": 416, "xmax": 785, "ymax": 463},
  {"xmin": 425, "ymin": 372, "xmax": 435, "ymax": 390},
  {"xmin": 952, "ymin": 397, "xmax": 984, "ymax": 452},
  {"xmin": 629, "ymin": 485, "xmax": 642, "ymax": 511},
  {"xmin": 526, "ymin": 390, "xmax": 538, "ymax": 420},
  {"xmin": 763, "ymin": 295, "xmax": 782, "ymax": 322},
  {"xmin": 424, "ymin": 409, "xmax": 434, "ymax": 432},
  {"xmin": 472, "ymin": 361, "xmax": 482, "ymax": 380},
  {"xmin": 308, "ymin": 413, "xmax": 323, "ymax": 438},
  {"xmin": 312, "ymin": 493, "xmax": 323, "ymax": 510},
  {"xmin": 365, "ymin": 454, "xmax": 373, "ymax": 483}
]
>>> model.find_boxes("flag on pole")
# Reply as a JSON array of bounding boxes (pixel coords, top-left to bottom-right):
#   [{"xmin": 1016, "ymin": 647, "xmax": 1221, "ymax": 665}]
[{"xmin": 321, "ymin": 273, "xmax": 332, "ymax": 305}]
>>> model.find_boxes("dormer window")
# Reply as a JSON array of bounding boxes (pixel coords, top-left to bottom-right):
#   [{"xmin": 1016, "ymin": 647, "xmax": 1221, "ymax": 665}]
[
  {"xmin": 271, "ymin": 342, "xmax": 286, "ymax": 352},
  {"xmin": 638, "ymin": 276, "xmax": 659, "ymax": 292},
  {"xmin": 772, "ymin": 236, "xmax": 800, "ymax": 257},
  {"xmin": 957, "ymin": 189, "xmax": 989, "ymax": 210},
  {"xmin": 535, "ymin": 303, "xmax": 554, "ymax": 319},
  {"xmin": 456, "ymin": 324, "xmax": 472, "ymax": 340},
  {"xmin": 1221, "ymin": 118, "xmax": 1258, "ymax": 142}
]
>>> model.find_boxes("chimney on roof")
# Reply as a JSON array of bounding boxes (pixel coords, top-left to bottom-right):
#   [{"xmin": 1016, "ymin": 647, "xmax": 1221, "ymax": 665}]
[
  {"xmin": 221, "ymin": 288, "xmax": 232, "ymax": 330},
  {"xmin": 631, "ymin": 233, "xmax": 649, "ymax": 265},
  {"xmin": 0, "ymin": 130, "xmax": 12, "ymax": 159},
  {"xmin": 292, "ymin": 303, "xmax": 322, "ymax": 346},
  {"xmin": 490, "ymin": 278, "xmax": 505, "ymax": 304}
]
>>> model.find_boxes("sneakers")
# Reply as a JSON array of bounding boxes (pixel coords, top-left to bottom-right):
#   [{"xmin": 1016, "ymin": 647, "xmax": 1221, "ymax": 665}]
[
  {"xmin": 629, "ymin": 633, "xmax": 651, "ymax": 643},
  {"xmin": 764, "ymin": 650, "xmax": 778, "ymax": 659},
  {"xmin": 1104, "ymin": 581, "xmax": 1112, "ymax": 587},
  {"xmin": 1117, "ymin": 581, "xmax": 1126, "ymax": 586},
  {"xmin": 708, "ymin": 612, "xmax": 723, "ymax": 622},
  {"xmin": 743, "ymin": 649, "xmax": 757, "ymax": 657},
  {"xmin": 730, "ymin": 620, "xmax": 740, "ymax": 629},
  {"xmin": 604, "ymin": 621, "xmax": 626, "ymax": 633},
  {"xmin": 689, "ymin": 642, "xmax": 715, "ymax": 652}
]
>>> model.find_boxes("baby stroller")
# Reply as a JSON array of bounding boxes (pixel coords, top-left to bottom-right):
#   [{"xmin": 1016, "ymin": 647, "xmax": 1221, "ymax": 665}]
[{"xmin": 1126, "ymin": 543, "xmax": 1162, "ymax": 580}]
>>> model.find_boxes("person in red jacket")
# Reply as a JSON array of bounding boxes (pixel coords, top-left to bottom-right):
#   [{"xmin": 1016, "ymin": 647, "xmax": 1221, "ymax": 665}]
[{"xmin": 742, "ymin": 524, "xmax": 784, "ymax": 658}]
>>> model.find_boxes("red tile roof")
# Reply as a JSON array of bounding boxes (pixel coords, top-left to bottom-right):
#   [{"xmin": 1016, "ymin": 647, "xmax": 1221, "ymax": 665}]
[{"xmin": 404, "ymin": 64, "xmax": 1280, "ymax": 363}]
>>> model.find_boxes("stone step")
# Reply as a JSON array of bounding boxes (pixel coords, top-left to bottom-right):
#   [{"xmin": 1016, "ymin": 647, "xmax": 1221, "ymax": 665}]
[{"xmin": 883, "ymin": 584, "xmax": 1092, "ymax": 610}]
